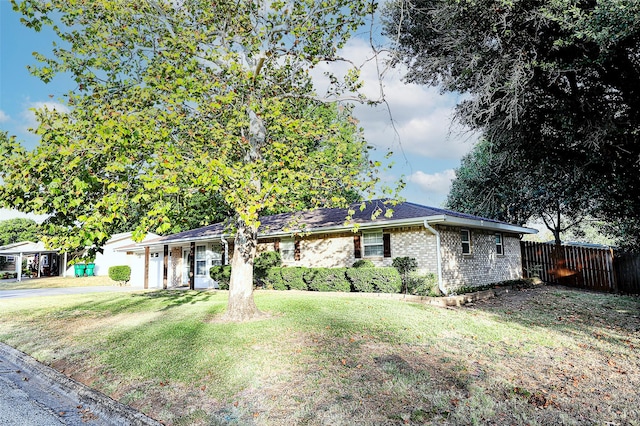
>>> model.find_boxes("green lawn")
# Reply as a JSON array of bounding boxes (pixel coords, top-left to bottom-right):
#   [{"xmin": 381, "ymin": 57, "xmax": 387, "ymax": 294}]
[{"xmin": 0, "ymin": 287, "xmax": 638, "ymax": 425}]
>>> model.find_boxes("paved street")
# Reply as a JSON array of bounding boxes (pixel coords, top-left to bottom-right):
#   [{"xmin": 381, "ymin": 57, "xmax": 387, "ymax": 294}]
[{"xmin": 0, "ymin": 342, "xmax": 161, "ymax": 426}]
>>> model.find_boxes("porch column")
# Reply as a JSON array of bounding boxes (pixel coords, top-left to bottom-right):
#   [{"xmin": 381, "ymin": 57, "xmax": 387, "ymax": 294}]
[
  {"xmin": 16, "ymin": 252, "xmax": 22, "ymax": 282},
  {"xmin": 144, "ymin": 246, "xmax": 150, "ymax": 289},
  {"xmin": 163, "ymin": 245, "xmax": 168, "ymax": 290},
  {"xmin": 62, "ymin": 252, "xmax": 68, "ymax": 278},
  {"xmin": 189, "ymin": 242, "xmax": 195, "ymax": 290}
]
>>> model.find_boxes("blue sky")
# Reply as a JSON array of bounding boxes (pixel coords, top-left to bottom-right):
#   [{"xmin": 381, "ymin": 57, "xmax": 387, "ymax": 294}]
[{"xmin": 0, "ymin": 1, "xmax": 475, "ymax": 223}]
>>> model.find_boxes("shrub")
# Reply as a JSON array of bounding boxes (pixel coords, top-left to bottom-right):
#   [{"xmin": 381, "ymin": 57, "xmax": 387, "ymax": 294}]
[
  {"xmin": 209, "ymin": 265, "xmax": 232, "ymax": 290},
  {"xmin": 262, "ymin": 268, "xmax": 286, "ymax": 290},
  {"xmin": 346, "ymin": 267, "xmax": 401, "ymax": 293},
  {"xmin": 254, "ymin": 251, "xmax": 282, "ymax": 286},
  {"xmin": 352, "ymin": 259, "xmax": 374, "ymax": 268},
  {"xmin": 305, "ymin": 268, "xmax": 350, "ymax": 292},
  {"xmin": 406, "ymin": 272, "xmax": 440, "ymax": 296},
  {"xmin": 392, "ymin": 257, "xmax": 418, "ymax": 294},
  {"xmin": 108, "ymin": 265, "xmax": 131, "ymax": 286},
  {"xmin": 281, "ymin": 267, "xmax": 307, "ymax": 290}
]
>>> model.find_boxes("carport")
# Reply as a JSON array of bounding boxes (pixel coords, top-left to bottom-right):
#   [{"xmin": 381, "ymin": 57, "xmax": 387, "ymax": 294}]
[{"xmin": 0, "ymin": 241, "xmax": 62, "ymax": 282}]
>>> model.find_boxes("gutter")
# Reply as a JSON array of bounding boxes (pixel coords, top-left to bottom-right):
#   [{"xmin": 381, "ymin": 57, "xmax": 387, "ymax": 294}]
[{"xmin": 423, "ymin": 220, "xmax": 447, "ymax": 296}]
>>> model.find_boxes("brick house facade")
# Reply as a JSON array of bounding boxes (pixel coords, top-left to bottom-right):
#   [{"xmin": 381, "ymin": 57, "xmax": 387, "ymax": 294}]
[{"xmin": 131, "ymin": 201, "xmax": 536, "ymax": 293}]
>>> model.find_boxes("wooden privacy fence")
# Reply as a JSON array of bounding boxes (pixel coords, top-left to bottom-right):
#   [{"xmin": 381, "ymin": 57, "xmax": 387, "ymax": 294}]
[{"xmin": 521, "ymin": 241, "xmax": 640, "ymax": 294}]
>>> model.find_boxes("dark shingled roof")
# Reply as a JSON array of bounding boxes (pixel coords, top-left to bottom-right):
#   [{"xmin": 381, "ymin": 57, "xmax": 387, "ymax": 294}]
[{"xmin": 147, "ymin": 200, "xmax": 522, "ymax": 245}]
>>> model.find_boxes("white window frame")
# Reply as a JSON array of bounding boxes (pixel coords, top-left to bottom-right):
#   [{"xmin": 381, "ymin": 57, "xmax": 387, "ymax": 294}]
[
  {"xmin": 461, "ymin": 229, "xmax": 471, "ymax": 255},
  {"xmin": 195, "ymin": 245, "xmax": 207, "ymax": 276},
  {"xmin": 495, "ymin": 233, "xmax": 504, "ymax": 255},
  {"xmin": 363, "ymin": 231, "xmax": 384, "ymax": 257},
  {"xmin": 280, "ymin": 238, "xmax": 295, "ymax": 261},
  {"xmin": 4, "ymin": 255, "xmax": 15, "ymax": 262}
]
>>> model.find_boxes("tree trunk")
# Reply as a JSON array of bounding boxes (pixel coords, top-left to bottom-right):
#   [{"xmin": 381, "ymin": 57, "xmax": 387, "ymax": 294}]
[{"xmin": 223, "ymin": 218, "xmax": 262, "ymax": 321}]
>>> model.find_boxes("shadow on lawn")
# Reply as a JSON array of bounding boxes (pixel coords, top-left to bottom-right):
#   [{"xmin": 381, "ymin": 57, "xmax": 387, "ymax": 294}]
[
  {"xmin": 466, "ymin": 285, "xmax": 640, "ymax": 352},
  {"xmin": 137, "ymin": 290, "xmax": 217, "ymax": 311}
]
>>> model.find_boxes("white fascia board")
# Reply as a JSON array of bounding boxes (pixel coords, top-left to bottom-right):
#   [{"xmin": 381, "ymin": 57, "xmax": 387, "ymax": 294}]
[{"xmin": 425, "ymin": 215, "xmax": 538, "ymax": 234}]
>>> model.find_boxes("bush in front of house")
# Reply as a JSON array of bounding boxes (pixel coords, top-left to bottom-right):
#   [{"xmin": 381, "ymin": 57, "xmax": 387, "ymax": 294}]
[
  {"xmin": 305, "ymin": 268, "xmax": 350, "ymax": 292},
  {"xmin": 345, "ymin": 267, "xmax": 401, "ymax": 293},
  {"xmin": 254, "ymin": 251, "xmax": 282, "ymax": 287},
  {"xmin": 392, "ymin": 256, "xmax": 418, "ymax": 294},
  {"xmin": 262, "ymin": 267, "xmax": 286, "ymax": 290},
  {"xmin": 108, "ymin": 265, "xmax": 131, "ymax": 286},
  {"xmin": 281, "ymin": 267, "xmax": 307, "ymax": 290},
  {"xmin": 406, "ymin": 272, "xmax": 440, "ymax": 296},
  {"xmin": 352, "ymin": 259, "xmax": 375, "ymax": 268},
  {"xmin": 209, "ymin": 265, "xmax": 231, "ymax": 290}
]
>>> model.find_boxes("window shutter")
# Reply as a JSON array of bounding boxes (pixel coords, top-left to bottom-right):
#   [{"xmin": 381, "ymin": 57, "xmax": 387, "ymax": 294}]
[
  {"xmin": 274, "ymin": 239, "xmax": 280, "ymax": 252},
  {"xmin": 221, "ymin": 248, "xmax": 226, "ymax": 265},
  {"xmin": 354, "ymin": 235, "xmax": 362, "ymax": 259},
  {"xmin": 294, "ymin": 240, "xmax": 301, "ymax": 261},
  {"xmin": 383, "ymin": 233, "xmax": 391, "ymax": 258}
]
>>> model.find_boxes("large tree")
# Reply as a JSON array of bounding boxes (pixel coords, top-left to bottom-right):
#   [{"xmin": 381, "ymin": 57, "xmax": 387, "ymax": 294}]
[
  {"xmin": 385, "ymin": 0, "xmax": 640, "ymax": 247},
  {"xmin": 0, "ymin": 0, "xmax": 390, "ymax": 321},
  {"xmin": 0, "ymin": 218, "xmax": 40, "ymax": 247}
]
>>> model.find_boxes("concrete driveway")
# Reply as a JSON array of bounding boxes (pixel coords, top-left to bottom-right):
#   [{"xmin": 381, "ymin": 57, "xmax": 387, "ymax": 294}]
[{"xmin": 0, "ymin": 286, "xmax": 145, "ymax": 300}]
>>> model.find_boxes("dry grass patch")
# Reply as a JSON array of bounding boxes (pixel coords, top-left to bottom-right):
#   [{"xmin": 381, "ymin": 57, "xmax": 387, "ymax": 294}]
[
  {"xmin": 0, "ymin": 286, "xmax": 638, "ymax": 425},
  {"xmin": 0, "ymin": 275, "xmax": 115, "ymax": 290}
]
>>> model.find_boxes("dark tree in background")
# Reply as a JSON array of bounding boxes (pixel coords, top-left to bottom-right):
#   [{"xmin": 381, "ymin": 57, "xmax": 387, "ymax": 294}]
[{"xmin": 385, "ymin": 0, "xmax": 640, "ymax": 249}]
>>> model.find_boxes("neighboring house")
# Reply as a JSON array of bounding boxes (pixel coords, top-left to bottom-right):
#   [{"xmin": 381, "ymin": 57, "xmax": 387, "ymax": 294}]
[
  {"xmin": 0, "ymin": 233, "xmax": 159, "ymax": 282},
  {"xmin": 64, "ymin": 232, "xmax": 160, "ymax": 282},
  {"xmin": 127, "ymin": 200, "xmax": 537, "ymax": 293},
  {"xmin": 0, "ymin": 241, "xmax": 61, "ymax": 280}
]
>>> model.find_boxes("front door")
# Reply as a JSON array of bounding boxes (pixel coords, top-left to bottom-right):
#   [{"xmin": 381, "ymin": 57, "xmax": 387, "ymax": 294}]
[{"xmin": 182, "ymin": 249, "xmax": 191, "ymax": 285}]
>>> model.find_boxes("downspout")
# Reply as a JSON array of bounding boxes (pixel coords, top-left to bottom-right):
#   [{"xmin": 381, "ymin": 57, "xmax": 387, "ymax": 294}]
[{"xmin": 423, "ymin": 220, "xmax": 447, "ymax": 296}]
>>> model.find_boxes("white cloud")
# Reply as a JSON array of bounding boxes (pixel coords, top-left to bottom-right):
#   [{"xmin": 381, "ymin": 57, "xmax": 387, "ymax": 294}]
[
  {"xmin": 407, "ymin": 169, "xmax": 456, "ymax": 196},
  {"xmin": 20, "ymin": 101, "xmax": 70, "ymax": 132},
  {"xmin": 0, "ymin": 110, "xmax": 9, "ymax": 123},
  {"xmin": 313, "ymin": 38, "xmax": 477, "ymax": 161}
]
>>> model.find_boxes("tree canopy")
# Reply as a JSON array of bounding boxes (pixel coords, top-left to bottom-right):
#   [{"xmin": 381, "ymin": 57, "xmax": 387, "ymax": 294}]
[
  {"xmin": 0, "ymin": 218, "xmax": 40, "ymax": 247},
  {"xmin": 0, "ymin": 0, "xmax": 392, "ymax": 320},
  {"xmin": 385, "ymin": 0, "xmax": 640, "ymax": 248}
]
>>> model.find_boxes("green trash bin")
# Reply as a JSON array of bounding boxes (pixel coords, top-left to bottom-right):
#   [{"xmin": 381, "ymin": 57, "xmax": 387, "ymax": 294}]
[
  {"xmin": 86, "ymin": 263, "xmax": 95, "ymax": 277},
  {"xmin": 74, "ymin": 263, "xmax": 86, "ymax": 277}
]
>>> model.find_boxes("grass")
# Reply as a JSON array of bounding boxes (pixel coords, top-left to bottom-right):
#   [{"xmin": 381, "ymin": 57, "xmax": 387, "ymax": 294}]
[
  {"xmin": 0, "ymin": 275, "xmax": 115, "ymax": 290},
  {"xmin": 0, "ymin": 286, "xmax": 639, "ymax": 425}
]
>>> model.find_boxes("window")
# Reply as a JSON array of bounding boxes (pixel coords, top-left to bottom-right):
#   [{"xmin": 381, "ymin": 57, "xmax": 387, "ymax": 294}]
[
  {"xmin": 461, "ymin": 229, "xmax": 471, "ymax": 255},
  {"xmin": 5, "ymin": 256, "xmax": 15, "ymax": 262},
  {"xmin": 495, "ymin": 233, "xmax": 504, "ymax": 255},
  {"xmin": 280, "ymin": 239, "xmax": 295, "ymax": 261},
  {"xmin": 196, "ymin": 245, "xmax": 207, "ymax": 276},
  {"xmin": 211, "ymin": 244, "xmax": 223, "ymax": 266},
  {"xmin": 363, "ymin": 231, "xmax": 384, "ymax": 257}
]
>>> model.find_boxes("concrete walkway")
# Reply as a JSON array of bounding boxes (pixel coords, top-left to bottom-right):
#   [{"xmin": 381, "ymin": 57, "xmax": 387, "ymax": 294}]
[
  {"xmin": 0, "ymin": 342, "xmax": 161, "ymax": 425},
  {"xmin": 0, "ymin": 286, "xmax": 145, "ymax": 300}
]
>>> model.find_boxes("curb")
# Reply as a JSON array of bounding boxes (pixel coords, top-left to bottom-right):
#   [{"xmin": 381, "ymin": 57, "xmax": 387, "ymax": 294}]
[{"xmin": 0, "ymin": 342, "xmax": 162, "ymax": 426}]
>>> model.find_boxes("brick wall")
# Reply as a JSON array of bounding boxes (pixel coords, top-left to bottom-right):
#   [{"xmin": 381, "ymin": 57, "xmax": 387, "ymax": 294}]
[
  {"xmin": 438, "ymin": 225, "xmax": 523, "ymax": 292},
  {"xmin": 256, "ymin": 227, "xmax": 439, "ymax": 272}
]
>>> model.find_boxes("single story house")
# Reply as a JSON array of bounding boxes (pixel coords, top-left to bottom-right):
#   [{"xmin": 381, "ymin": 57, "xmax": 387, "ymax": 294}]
[{"xmin": 127, "ymin": 200, "xmax": 537, "ymax": 294}]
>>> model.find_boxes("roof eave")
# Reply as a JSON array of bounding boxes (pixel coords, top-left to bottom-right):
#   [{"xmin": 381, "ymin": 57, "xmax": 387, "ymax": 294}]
[{"xmin": 425, "ymin": 215, "xmax": 538, "ymax": 234}]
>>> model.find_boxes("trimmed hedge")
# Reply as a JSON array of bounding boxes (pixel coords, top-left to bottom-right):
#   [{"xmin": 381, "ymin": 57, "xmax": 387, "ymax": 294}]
[
  {"xmin": 209, "ymin": 265, "xmax": 232, "ymax": 290},
  {"xmin": 346, "ymin": 267, "xmax": 402, "ymax": 293},
  {"xmin": 262, "ymin": 268, "xmax": 286, "ymax": 290},
  {"xmin": 281, "ymin": 267, "xmax": 307, "ymax": 290},
  {"xmin": 305, "ymin": 268, "xmax": 350, "ymax": 292},
  {"xmin": 108, "ymin": 265, "xmax": 131, "ymax": 285}
]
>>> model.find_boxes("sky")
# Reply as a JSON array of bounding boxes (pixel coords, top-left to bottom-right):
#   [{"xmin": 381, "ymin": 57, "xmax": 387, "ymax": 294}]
[{"xmin": 0, "ymin": 1, "xmax": 477, "ymax": 223}]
